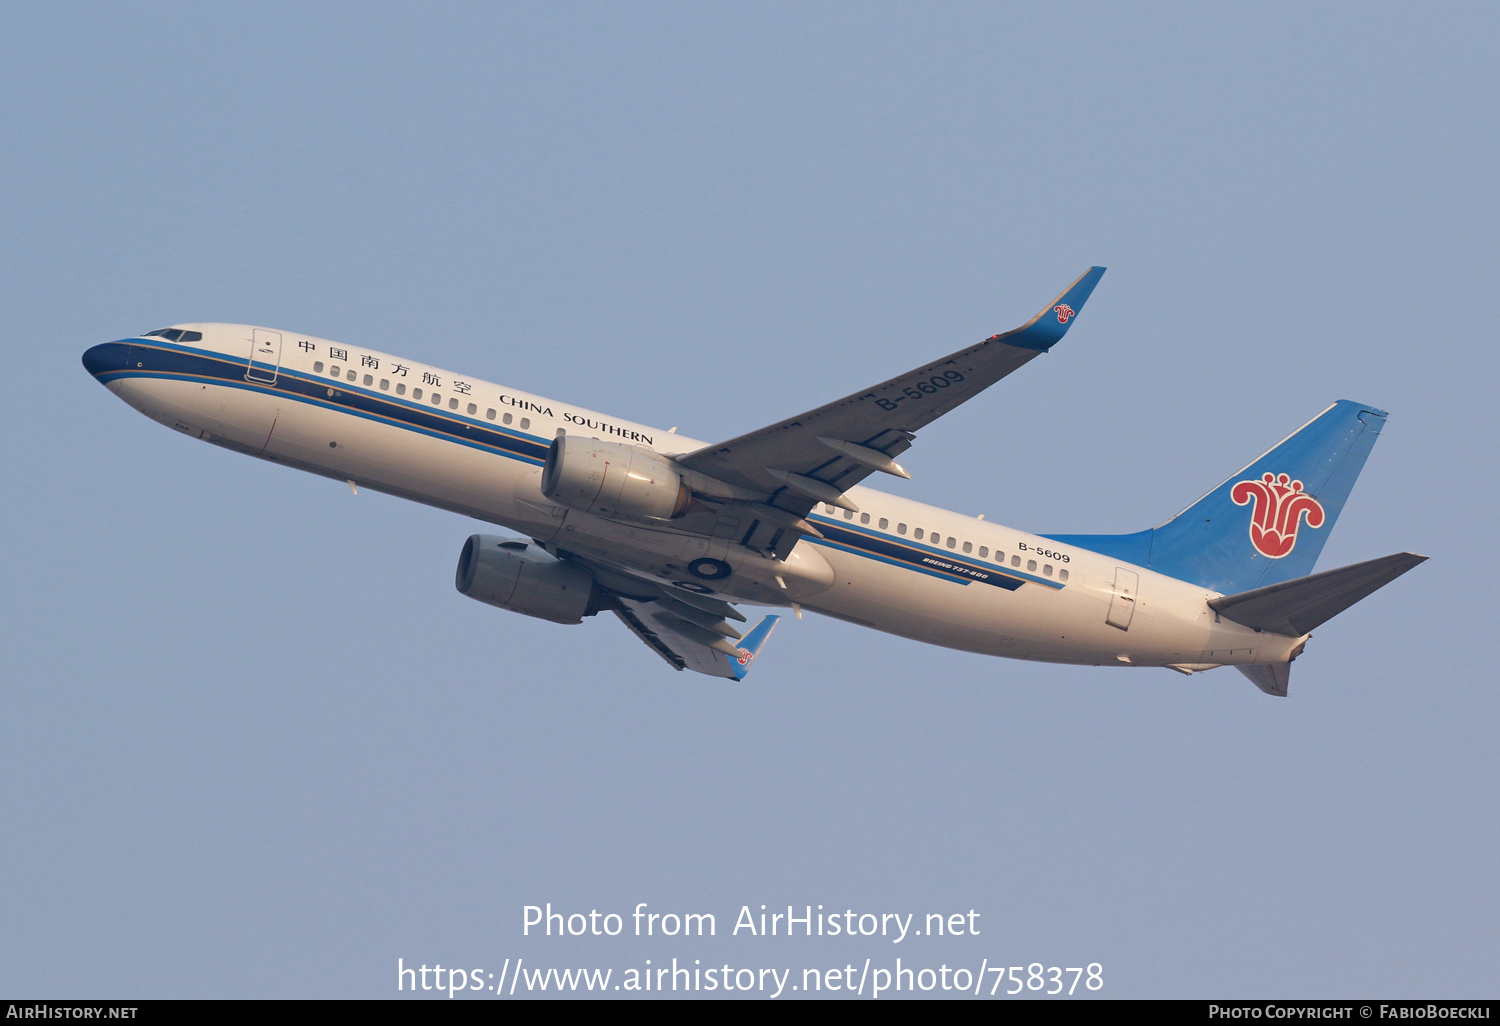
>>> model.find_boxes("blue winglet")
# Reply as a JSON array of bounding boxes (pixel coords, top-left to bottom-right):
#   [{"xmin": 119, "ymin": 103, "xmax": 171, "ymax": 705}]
[
  {"xmin": 1002, "ymin": 266, "xmax": 1106, "ymax": 351},
  {"xmin": 727, "ymin": 615, "xmax": 781, "ymax": 681}
]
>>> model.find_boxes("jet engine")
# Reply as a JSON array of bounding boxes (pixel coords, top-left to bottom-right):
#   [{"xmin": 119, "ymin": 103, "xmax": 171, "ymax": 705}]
[
  {"xmin": 541, "ymin": 436, "xmax": 691, "ymax": 520},
  {"xmin": 454, "ymin": 535, "xmax": 603, "ymax": 625}
]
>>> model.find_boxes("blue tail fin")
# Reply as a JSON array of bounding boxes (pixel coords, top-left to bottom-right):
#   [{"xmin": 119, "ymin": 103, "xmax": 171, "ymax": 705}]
[
  {"xmin": 1047, "ymin": 400, "xmax": 1388, "ymax": 594},
  {"xmin": 728, "ymin": 615, "xmax": 781, "ymax": 681}
]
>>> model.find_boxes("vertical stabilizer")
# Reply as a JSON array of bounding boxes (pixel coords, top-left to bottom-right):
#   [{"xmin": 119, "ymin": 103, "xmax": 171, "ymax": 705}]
[{"xmin": 1048, "ymin": 401, "xmax": 1387, "ymax": 594}]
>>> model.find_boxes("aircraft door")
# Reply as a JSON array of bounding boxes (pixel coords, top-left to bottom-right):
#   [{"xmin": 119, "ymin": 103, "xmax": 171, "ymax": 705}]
[
  {"xmin": 1106, "ymin": 567, "xmax": 1139, "ymax": 631},
  {"xmin": 246, "ymin": 328, "xmax": 283, "ymax": 384}
]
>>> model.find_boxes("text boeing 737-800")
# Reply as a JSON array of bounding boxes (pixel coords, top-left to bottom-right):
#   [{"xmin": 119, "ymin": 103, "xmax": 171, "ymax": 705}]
[{"xmin": 81, "ymin": 268, "xmax": 1424, "ymax": 695}]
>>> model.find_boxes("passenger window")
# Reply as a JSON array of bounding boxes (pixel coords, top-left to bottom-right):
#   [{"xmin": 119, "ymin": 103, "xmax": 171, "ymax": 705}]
[
  {"xmin": 520, "ymin": 418, "xmax": 530, "ymax": 429},
  {"xmin": 979, "ymin": 546, "xmax": 988, "ymax": 558},
  {"xmin": 380, "ymin": 379, "xmax": 390, "ymax": 390},
  {"xmin": 1043, "ymin": 564, "xmax": 1053, "ymax": 577},
  {"xmin": 330, "ymin": 365, "xmax": 341, "ymax": 376},
  {"xmin": 396, "ymin": 383, "xmax": 406, "ymax": 395},
  {"xmin": 503, "ymin": 412, "xmax": 513, "ymax": 425},
  {"xmin": 467, "ymin": 403, "xmax": 477, "ymax": 415},
  {"xmin": 1059, "ymin": 569, "xmax": 1070, "ymax": 582},
  {"xmin": 914, "ymin": 529, "xmax": 924, "ymax": 540},
  {"xmin": 1011, "ymin": 555, "xmax": 1021, "ymax": 567},
  {"xmin": 947, "ymin": 537, "xmax": 957, "ymax": 549},
  {"xmin": 931, "ymin": 533, "xmax": 941, "ymax": 545},
  {"xmin": 363, "ymin": 374, "xmax": 373, "ymax": 386},
  {"xmin": 878, "ymin": 518, "xmax": 889, "ymax": 530},
  {"xmin": 412, "ymin": 388, "xmax": 422, "ymax": 399},
  {"xmin": 432, "ymin": 393, "xmax": 442, "ymax": 405},
  {"xmin": 860, "ymin": 513, "xmax": 870, "ymax": 525},
  {"xmin": 825, "ymin": 504, "xmax": 837, "ymax": 515},
  {"xmin": 1027, "ymin": 559, "xmax": 1037, "ymax": 572},
  {"xmin": 314, "ymin": 361, "xmax": 324, "ymax": 373},
  {"xmin": 449, "ymin": 398, "xmax": 459, "ymax": 409},
  {"xmin": 962, "ymin": 541, "xmax": 972, "ymax": 554},
  {"xmin": 897, "ymin": 524, "xmax": 907, "ymax": 535},
  {"xmin": 346, "ymin": 369, "xmax": 356, "ymax": 381},
  {"xmin": 486, "ymin": 409, "xmax": 496, "ymax": 420}
]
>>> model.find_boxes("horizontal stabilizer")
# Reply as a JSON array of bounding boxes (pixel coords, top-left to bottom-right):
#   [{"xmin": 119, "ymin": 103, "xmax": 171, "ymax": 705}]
[{"xmin": 1211, "ymin": 551, "xmax": 1427, "ymax": 637}]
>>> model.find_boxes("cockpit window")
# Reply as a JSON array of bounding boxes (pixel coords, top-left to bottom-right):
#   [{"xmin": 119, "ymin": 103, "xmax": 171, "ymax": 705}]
[{"xmin": 142, "ymin": 328, "xmax": 202, "ymax": 342}]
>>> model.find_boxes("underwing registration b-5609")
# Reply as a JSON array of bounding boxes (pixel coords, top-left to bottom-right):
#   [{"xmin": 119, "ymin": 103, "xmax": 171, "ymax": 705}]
[{"xmin": 82, "ymin": 268, "xmax": 1424, "ymax": 695}]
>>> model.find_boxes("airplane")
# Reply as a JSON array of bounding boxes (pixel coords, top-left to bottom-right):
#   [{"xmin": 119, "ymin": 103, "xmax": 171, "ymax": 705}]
[{"xmin": 81, "ymin": 267, "xmax": 1424, "ymax": 696}]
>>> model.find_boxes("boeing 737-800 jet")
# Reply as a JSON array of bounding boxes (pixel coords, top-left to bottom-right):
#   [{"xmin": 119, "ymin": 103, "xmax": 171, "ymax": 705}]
[{"xmin": 82, "ymin": 268, "xmax": 1423, "ymax": 696}]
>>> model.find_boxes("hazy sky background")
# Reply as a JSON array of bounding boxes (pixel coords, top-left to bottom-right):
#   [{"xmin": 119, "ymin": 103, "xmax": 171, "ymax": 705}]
[{"xmin": 2, "ymin": 2, "xmax": 1496, "ymax": 998}]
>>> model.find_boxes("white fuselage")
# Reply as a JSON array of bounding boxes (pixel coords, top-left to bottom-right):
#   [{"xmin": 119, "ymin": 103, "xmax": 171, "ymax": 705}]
[{"xmin": 95, "ymin": 324, "xmax": 1300, "ymax": 671}]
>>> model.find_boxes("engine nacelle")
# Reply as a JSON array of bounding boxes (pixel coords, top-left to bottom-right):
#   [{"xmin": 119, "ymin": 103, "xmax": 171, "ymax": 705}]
[
  {"xmin": 454, "ymin": 535, "xmax": 603, "ymax": 625},
  {"xmin": 541, "ymin": 435, "xmax": 691, "ymax": 521}
]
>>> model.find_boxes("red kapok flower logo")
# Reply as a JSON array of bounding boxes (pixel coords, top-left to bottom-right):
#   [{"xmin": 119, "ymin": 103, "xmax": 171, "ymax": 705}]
[
  {"xmin": 1054, "ymin": 304, "xmax": 1075, "ymax": 324},
  {"xmin": 1230, "ymin": 472, "xmax": 1326, "ymax": 558}
]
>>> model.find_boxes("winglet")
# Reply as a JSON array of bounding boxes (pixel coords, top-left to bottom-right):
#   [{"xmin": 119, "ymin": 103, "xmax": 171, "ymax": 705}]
[
  {"xmin": 1000, "ymin": 266, "xmax": 1106, "ymax": 352},
  {"xmin": 727, "ymin": 614, "xmax": 781, "ymax": 681}
]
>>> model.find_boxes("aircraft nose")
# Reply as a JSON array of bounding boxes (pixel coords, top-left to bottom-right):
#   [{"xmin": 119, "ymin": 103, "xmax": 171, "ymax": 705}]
[{"xmin": 82, "ymin": 342, "xmax": 130, "ymax": 378}]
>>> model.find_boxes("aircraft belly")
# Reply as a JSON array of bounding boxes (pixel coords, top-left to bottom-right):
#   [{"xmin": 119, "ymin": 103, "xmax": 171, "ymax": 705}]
[
  {"xmin": 262, "ymin": 397, "xmax": 572, "ymax": 532},
  {"xmin": 803, "ymin": 548, "xmax": 1036, "ymax": 657},
  {"xmin": 122, "ymin": 376, "xmax": 830, "ymax": 585},
  {"xmin": 110, "ymin": 376, "xmax": 265, "ymax": 444},
  {"xmin": 805, "ymin": 544, "xmax": 1235, "ymax": 666},
  {"xmin": 118, "ymin": 376, "xmax": 566, "ymax": 533}
]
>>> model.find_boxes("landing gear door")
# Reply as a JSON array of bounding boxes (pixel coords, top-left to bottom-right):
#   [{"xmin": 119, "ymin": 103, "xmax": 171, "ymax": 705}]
[
  {"xmin": 1106, "ymin": 567, "xmax": 1139, "ymax": 631},
  {"xmin": 247, "ymin": 329, "xmax": 283, "ymax": 384}
]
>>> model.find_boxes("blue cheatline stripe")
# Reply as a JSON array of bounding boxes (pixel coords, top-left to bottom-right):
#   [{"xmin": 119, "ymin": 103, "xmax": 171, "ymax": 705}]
[
  {"xmin": 810, "ymin": 536, "xmax": 973, "ymax": 583},
  {"xmin": 93, "ymin": 340, "xmax": 552, "ymax": 465},
  {"xmin": 91, "ymin": 339, "xmax": 1064, "ymax": 593},
  {"xmin": 808, "ymin": 515, "xmax": 1062, "ymax": 592}
]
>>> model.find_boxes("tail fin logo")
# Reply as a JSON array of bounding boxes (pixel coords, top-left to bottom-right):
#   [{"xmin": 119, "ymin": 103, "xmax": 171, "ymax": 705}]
[
  {"xmin": 1054, "ymin": 304, "xmax": 1076, "ymax": 324},
  {"xmin": 1231, "ymin": 473, "xmax": 1327, "ymax": 559}
]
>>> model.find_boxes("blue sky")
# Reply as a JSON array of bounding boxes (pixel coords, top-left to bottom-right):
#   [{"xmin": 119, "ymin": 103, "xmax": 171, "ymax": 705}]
[{"xmin": 2, "ymin": 2, "xmax": 1496, "ymax": 998}]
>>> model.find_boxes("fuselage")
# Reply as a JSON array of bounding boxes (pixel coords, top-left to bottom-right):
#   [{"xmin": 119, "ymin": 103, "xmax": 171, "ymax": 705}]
[{"xmin": 82, "ymin": 324, "xmax": 1299, "ymax": 672}]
